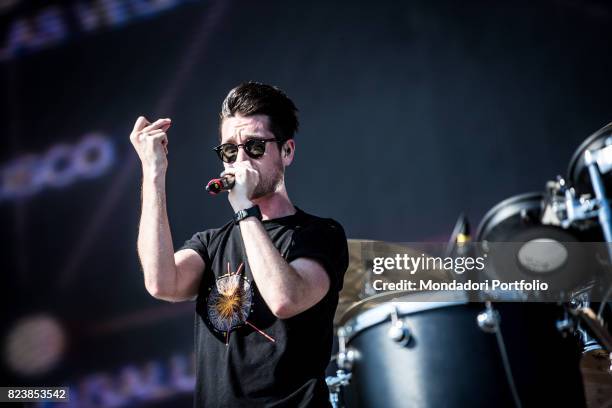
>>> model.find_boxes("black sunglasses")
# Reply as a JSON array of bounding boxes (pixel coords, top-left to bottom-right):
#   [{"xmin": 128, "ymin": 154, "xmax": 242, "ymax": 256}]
[{"xmin": 213, "ymin": 138, "xmax": 279, "ymax": 163}]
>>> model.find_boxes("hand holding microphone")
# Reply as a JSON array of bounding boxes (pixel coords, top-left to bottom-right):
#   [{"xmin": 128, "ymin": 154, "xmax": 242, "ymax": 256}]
[{"xmin": 206, "ymin": 163, "xmax": 258, "ymax": 212}]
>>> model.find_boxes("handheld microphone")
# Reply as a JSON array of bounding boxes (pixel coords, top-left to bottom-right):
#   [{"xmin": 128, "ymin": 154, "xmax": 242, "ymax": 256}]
[{"xmin": 205, "ymin": 175, "xmax": 235, "ymax": 195}]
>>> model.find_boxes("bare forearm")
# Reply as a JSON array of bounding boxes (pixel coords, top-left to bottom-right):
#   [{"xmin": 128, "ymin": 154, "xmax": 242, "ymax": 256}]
[
  {"xmin": 137, "ymin": 171, "xmax": 178, "ymax": 297},
  {"xmin": 239, "ymin": 218, "xmax": 306, "ymax": 312}
]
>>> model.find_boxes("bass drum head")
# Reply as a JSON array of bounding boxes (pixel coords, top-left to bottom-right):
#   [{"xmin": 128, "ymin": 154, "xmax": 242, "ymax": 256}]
[
  {"xmin": 337, "ymin": 295, "xmax": 585, "ymax": 408},
  {"xmin": 568, "ymin": 122, "xmax": 612, "ymax": 197},
  {"xmin": 476, "ymin": 193, "xmax": 598, "ymax": 297}
]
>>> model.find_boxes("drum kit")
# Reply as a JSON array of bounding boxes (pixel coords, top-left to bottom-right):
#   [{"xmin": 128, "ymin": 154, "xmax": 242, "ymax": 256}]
[{"xmin": 326, "ymin": 123, "xmax": 612, "ymax": 407}]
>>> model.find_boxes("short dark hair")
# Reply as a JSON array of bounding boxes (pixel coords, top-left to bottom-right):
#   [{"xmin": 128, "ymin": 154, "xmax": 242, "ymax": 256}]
[{"xmin": 220, "ymin": 82, "xmax": 299, "ymax": 144}]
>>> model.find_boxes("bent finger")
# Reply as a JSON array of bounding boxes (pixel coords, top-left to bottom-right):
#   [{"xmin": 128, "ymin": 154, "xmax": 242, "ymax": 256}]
[
  {"xmin": 142, "ymin": 118, "xmax": 172, "ymax": 133},
  {"xmin": 132, "ymin": 116, "xmax": 150, "ymax": 133}
]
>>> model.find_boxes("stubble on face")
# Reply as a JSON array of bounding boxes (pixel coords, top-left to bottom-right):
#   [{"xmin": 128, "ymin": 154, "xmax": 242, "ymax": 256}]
[{"xmin": 251, "ymin": 157, "xmax": 283, "ymax": 199}]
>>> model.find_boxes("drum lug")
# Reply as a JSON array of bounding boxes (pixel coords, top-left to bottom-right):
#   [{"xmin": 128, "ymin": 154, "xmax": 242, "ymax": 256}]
[
  {"xmin": 337, "ymin": 347, "xmax": 357, "ymax": 371},
  {"xmin": 337, "ymin": 327, "xmax": 357, "ymax": 371},
  {"xmin": 388, "ymin": 320, "xmax": 410, "ymax": 343},
  {"xmin": 388, "ymin": 306, "xmax": 412, "ymax": 344},
  {"xmin": 477, "ymin": 302, "xmax": 501, "ymax": 333}
]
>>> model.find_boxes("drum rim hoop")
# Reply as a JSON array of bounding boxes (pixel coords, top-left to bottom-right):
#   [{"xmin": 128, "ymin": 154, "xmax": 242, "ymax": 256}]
[
  {"xmin": 476, "ymin": 192, "xmax": 543, "ymax": 241},
  {"xmin": 339, "ymin": 293, "xmax": 467, "ymax": 342},
  {"xmin": 567, "ymin": 122, "xmax": 612, "ymax": 187}
]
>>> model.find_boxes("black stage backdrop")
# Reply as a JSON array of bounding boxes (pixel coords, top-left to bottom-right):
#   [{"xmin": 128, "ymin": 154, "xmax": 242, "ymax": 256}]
[{"xmin": 1, "ymin": 0, "xmax": 611, "ymax": 405}]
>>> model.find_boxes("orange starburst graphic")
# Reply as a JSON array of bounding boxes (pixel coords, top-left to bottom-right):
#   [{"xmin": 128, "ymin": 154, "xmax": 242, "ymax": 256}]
[
  {"xmin": 215, "ymin": 281, "xmax": 245, "ymax": 320},
  {"xmin": 206, "ymin": 262, "xmax": 275, "ymax": 344}
]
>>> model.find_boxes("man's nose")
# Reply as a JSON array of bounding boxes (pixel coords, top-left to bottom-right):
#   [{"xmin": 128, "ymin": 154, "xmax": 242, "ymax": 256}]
[{"xmin": 235, "ymin": 146, "xmax": 250, "ymax": 163}]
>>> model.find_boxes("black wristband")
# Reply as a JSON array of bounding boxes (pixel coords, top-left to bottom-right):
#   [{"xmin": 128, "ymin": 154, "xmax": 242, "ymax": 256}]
[{"xmin": 233, "ymin": 205, "xmax": 262, "ymax": 224}]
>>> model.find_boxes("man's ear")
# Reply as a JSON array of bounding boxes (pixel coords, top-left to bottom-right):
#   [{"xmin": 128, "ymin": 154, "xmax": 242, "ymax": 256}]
[{"xmin": 281, "ymin": 139, "xmax": 295, "ymax": 165}]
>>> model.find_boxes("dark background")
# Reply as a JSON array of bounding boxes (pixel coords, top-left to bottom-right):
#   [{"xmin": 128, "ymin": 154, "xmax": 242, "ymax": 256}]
[{"xmin": 1, "ymin": 0, "xmax": 611, "ymax": 405}]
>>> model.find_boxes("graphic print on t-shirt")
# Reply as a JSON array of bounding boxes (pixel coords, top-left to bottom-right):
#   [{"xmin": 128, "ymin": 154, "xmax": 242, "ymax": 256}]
[{"xmin": 205, "ymin": 262, "xmax": 275, "ymax": 345}]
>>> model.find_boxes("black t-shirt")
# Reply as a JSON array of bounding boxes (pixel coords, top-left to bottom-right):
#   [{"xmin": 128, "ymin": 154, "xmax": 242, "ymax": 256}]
[{"xmin": 180, "ymin": 208, "xmax": 349, "ymax": 408}]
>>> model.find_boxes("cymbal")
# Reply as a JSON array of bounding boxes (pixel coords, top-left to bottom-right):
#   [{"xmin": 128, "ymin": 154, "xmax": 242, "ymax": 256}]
[{"xmin": 335, "ymin": 239, "xmax": 452, "ymax": 326}]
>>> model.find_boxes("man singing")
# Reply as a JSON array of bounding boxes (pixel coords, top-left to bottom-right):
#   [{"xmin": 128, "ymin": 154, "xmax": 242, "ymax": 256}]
[{"xmin": 131, "ymin": 82, "xmax": 349, "ymax": 407}]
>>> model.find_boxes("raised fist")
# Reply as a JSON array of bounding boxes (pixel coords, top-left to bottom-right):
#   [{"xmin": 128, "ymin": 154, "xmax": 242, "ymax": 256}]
[{"xmin": 130, "ymin": 116, "xmax": 172, "ymax": 173}]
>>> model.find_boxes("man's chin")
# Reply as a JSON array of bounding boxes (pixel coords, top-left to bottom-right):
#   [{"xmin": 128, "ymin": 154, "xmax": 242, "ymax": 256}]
[
  {"xmin": 251, "ymin": 190, "xmax": 272, "ymax": 201},
  {"xmin": 251, "ymin": 184, "xmax": 280, "ymax": 201}
]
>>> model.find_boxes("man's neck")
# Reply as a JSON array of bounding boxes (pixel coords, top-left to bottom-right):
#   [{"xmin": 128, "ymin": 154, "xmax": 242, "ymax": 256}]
[{"xmin": 252, "ymin": 187, "xmax": 296, "ymax": 221}]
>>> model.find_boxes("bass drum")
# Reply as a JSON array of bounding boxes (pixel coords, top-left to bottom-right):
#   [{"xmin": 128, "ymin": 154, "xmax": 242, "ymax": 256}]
[{"xmin": 335, "ymin": 293, "xmax": 585, "ymax": 408}]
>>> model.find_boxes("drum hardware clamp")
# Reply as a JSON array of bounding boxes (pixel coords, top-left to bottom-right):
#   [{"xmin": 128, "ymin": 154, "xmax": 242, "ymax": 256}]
[
  {"xmin": 326, "ymin": 369, "xmax": 352, "ymax": 408},
  {"xmin": 543, "ymin": 177, "xmax": 599, "ymax": 229},
  {"xmin": 562, "ymin": 190, "xmax": 599, "ymax": 228},
  {"xmin": 568, "ymin": 306, "xmax": 612, "ymax": 353},
  {"xmin": 555, "ymin": 309, "xmax": 575, "ymax": 338},
  {"xmin": 566, "ymin": 297, "xmax": 605, "ymax": 352},
  {"xmin": 584, "ymin": 146, "xmax": 612, "ymax": 246}
]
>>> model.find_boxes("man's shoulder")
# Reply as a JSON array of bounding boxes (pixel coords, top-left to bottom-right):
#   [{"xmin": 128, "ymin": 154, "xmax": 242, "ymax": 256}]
[{"xmin": 295, "ymin": 209, "xmax": 346, "ymax": 238}]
